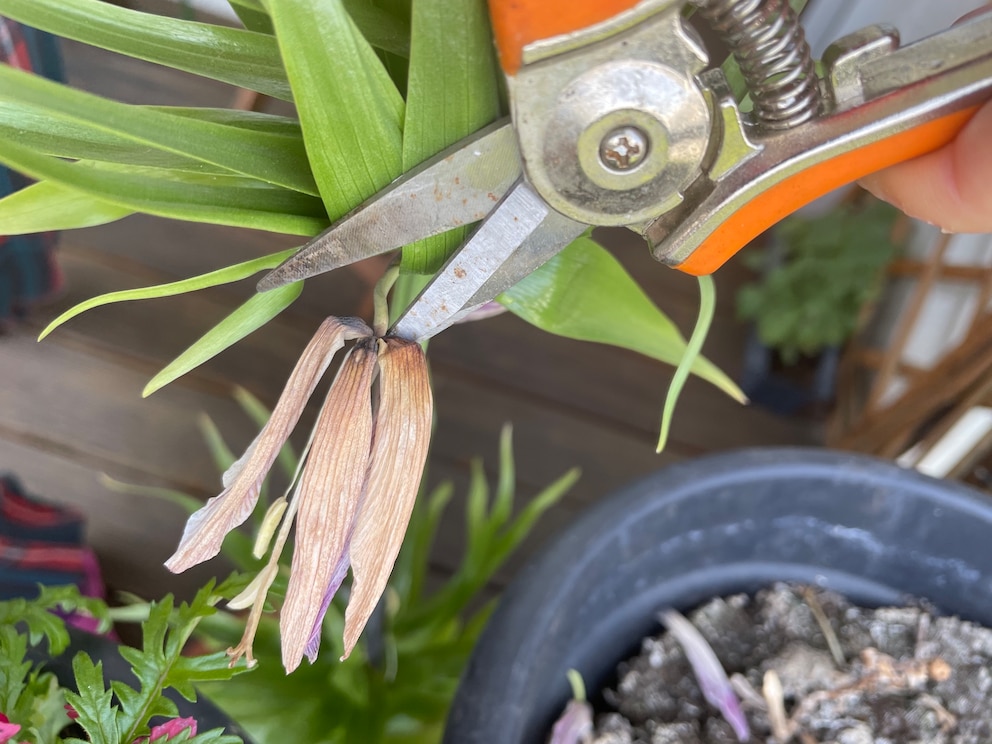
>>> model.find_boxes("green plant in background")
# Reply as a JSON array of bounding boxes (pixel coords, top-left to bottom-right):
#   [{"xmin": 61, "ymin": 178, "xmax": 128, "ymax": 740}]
[
  {"xmin": 0, "ymin": 584, "xmax": 250, "ymax": 744},
  {"xmin": 736, "ymin": 196, "xmax": 905, "ymax": 364},
  {"xmin": 1, "ymin": 394, "xmax": 575, "ymax": 743},
  {"xmin": 107, "ymin": 391, "xmax": 579, "ymax": 744}
]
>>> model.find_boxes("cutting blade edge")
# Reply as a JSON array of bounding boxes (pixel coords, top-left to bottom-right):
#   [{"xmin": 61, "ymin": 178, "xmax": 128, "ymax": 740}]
[
  {"xmin": 258, "ymin": 119, "xmax": 520, "ymax": 291},
  {"xmin": 389, "ymin": 180, "xmax": 587, "ymax": 342}
]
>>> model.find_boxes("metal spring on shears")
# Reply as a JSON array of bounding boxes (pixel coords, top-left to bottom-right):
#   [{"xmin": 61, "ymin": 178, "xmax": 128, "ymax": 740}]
[{"xmin": 695, "ymin": 0, "xmax": 820, "ymax": 129}]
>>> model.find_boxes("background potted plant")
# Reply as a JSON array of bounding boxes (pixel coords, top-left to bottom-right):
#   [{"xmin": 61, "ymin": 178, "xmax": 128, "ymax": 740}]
[{"xmin": 735, "ymin": 192, "xmax": 906, "ymax": 417}]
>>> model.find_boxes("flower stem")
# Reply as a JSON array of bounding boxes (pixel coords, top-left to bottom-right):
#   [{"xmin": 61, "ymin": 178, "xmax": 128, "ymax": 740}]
[{"xmin": 373, "ymin": 264, "xmax": 401, "ymax": 337}]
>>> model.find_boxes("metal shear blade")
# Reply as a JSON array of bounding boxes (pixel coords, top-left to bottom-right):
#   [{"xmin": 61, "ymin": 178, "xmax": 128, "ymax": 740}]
[
  {"xmin": 258, "ymin": 119, "xmax": 586, "ymax": 342},
  {"xmin": 390, "ymin": 180, "xmax": 586, "ymax": 342},
  {"xmin": 257, "ymin": 120, "xmax": 521, "ymax": 292}
]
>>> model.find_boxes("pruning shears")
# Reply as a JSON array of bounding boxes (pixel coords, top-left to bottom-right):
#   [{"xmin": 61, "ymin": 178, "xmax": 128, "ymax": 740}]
[{"xmin": 259, "ymin": 0, "xmax": 992, "ymax": 342}]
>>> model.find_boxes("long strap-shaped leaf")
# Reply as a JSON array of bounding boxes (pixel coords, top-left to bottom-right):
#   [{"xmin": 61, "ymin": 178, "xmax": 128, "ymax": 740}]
[
  {"xmin": 341, "ymin": 0, "xmax": 411, "ymax": 58},
  {"xmin": 265, "ymin": 0, "xmax": 404, "ymax": 219},
  {"xmin": 0, "ymin": 0, "xmax": 293, "ymax": 100},
  {"xmin": 39, "ymin": 247, "xmax": 298, "ymax": 340},
  {"xmin": 0, "ymin": 140, "xmax": 327, "ymax": 236},
  {"xmin": 0, "ymin": 105, "xmax": 230, "ymax": 174},
  {"xmin": 0, "ymin": 181, "xmax": 133, "ymax": 234},
  {"xmin": 399, "ymin": 0, "xmax": 501, "ymax": 274},
  {"xmin": 143, "ymin": 281, "xmax": 303, "ymax": 397},
  {"xmin": 0, "ymin": 65, "xmax": 318, "ymax": 196},
  {"xmin": 0, "ymin": 105, "xmax": 306, "ymax": 175},
  {"xmin": 499, "ymin": 237, "xmax": 744, "ymax": 403}
]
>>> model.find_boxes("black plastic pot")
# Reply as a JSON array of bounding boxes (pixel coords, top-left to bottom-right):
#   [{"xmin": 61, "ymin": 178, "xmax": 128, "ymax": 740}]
[{"xmin": 443, "ymin": 448, "xmax": 992, "ymax": 744}]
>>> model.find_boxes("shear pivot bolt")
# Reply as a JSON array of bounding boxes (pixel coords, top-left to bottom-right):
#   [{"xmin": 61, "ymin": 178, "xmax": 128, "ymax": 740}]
[{"xmin": 599, "ymin": 126, "xmax": 648, "ymax": 171}]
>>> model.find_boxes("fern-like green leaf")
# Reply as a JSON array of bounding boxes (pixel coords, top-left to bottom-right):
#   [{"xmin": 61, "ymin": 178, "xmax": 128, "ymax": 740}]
[
  {"xmin": 67, "ymin": 585, "xmax": 250, "ymax": 744},
  {"xmin": 0, "ymin": 585, "xmax": 112, "ymax": 655}
]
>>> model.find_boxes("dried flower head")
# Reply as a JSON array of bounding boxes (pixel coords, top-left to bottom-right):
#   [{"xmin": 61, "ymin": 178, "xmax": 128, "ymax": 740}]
[{"xmin": 165, "ymin": 316, "xmax": 432, "ymax": 672}]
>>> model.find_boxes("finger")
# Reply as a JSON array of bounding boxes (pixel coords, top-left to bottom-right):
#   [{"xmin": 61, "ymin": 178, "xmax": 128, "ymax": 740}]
[{"xmin": 859, "ymin": 98, "xmax": 992, "ymax": 233}]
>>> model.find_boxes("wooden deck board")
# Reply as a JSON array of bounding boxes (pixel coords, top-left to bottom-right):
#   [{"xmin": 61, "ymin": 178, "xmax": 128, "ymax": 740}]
[{"xmin": 0, "ymin": 36, "xmax": 821, "ymax": 599}]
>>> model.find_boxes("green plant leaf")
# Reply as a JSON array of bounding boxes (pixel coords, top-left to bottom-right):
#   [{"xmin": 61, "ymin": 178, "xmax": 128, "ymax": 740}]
[
  {"xmin": 39, "ymin": 247, "xmax": 297, "ymax": 339},
  {"xmin": 66, "ymin": 586, "xmax": 249, "ymax": 744},
  {"xmin": 0, "ymin": 586, "xmax": 112, "ymax": 656},
  {"xmin": 0, "ymin": 105, "xmax": 227, "ymax": 174},
  {"xmin": 98, "ymin": 473, "xmax": 203, "ymax": 517},
  {"xmin": 65, "ymin": 654, "xmax": 122, "ymax": 744},
  {"xmin": 499, "ymin": 236, "xmax": 745, "ymax": 402},
  {"xmin": 0, "ymin": 0, "xmax": 293, "ymax": 100},
  {"xmin": 227, "ymin": 0, "xmax": 275, "ymax": 34},
  {"xmin": 0, "ymin": 65, "xmax": 317, "ymax": 195},
  {"xmin": 266, "ymin": 0, "xmax": 404, "ymax": 219},
  {"xmin": 0, "ymin": 105, "xmax": 307, "ymax": 178},
  {"xmin": 341, "ymin": 0, "xmax": 411, "ymax": 57},
  {"xmin": 0, "ymin": 181, "xmax": 133, "ymax": 234},
  {"xmin": 0, "ymin": 142, "xmax": 327, "ymax": 236},
  {"xmin": 657, "ymin": 274, "xmax": 716, "ymax": 452},
  {"xmin": 393, "ymin": 480, "xmax": 453, "ymax": 606},
  {"xmin": 143, "ymin": 282, "xmax": 303, "ymax": 396},
  {"xmin": 398, "ymin": 0, "xmax": 500, "ymax": 274},
  {"xmin": 198, "ymin": 414, "xmax": 238, "ymax": 475}
]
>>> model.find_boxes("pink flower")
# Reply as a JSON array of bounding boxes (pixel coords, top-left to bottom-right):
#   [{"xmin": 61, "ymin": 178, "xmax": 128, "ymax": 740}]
[
  {"xmin": 0, "ymin": 713, "xmax": 21, "ymax": 744},
  {"xmin": 165, "ymin": 318, "xmax": 433, "ymax": 672},
  {"xmin": 134, "ymin": 716, "xmax": 197, "ymax": 743}
]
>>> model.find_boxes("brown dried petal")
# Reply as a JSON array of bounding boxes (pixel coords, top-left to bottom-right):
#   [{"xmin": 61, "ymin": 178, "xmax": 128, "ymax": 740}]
[
  {"xmin": 165, "ymin": 316, "xmax": 370, "ymax": 573},
  {"xmin": 280, "ymin": 339, "xmax": 378, "ymax": 672},
  {"xmin": 342, "ymin": 338, "xmax": 433, "ymax": 658}
]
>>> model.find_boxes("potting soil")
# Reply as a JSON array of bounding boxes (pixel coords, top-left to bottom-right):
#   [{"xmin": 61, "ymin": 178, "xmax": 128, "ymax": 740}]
[{"xmin": 590, "ymin": 584, "xmax": 992, "ymax": 743}]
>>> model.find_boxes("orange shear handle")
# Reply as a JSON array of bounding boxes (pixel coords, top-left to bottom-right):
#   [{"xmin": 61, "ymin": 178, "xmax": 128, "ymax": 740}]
[
  {"xmin": 489, "ymin": 0, "xmax": 642, "ymax": 75},
  {"xmin": 677, "ymin": 108, "xmax": 978, "ymax": 276}
]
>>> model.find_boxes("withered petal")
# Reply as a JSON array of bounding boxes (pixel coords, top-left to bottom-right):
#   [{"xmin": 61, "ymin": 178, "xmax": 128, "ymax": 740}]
[
  {"xmin": 342, "ymin": 338, "xmax": 433, "ymax": 658},
  {"xmin": 165, "ymin": 316, "xmax": 370, "ymax": 573},
  {"xmin": 303, "ymin": 553, "xmax": 350, "ymax": 663},
  {"xmin": 280, "ymin": 339, "xmax": 378, "ymax": 672}
]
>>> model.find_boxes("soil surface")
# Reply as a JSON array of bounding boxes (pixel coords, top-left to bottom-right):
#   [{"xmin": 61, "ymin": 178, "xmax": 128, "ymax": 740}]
[{"xmin": 591, "ymin": 584, "xmax": 992, "ymax": 743}]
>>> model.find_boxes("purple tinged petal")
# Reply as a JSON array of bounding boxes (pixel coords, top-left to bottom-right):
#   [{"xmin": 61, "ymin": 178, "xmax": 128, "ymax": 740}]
[
  {"xmin": 280, "ymin": 339, "xmax": 378, "ymax": 672},
  {"xmin": 303, "ymin": 551, "xmax": 351, "ymax": 663},
  {"xmin": 548, "ymin": 700, "xmax": 593, "ymax": 744},
  {"xmin": 342, "ymin": 338, "xmax": 433, "ymax": 658},
  {"xmin": 660, "ymin": 609, "xmax": 750, "ymax": 742},
  {"xmin": 165, "ymin": 316, "xmax": 370, "ymax": 573},
  {"xmin": 455, "ymin": 300, "xmax": 507, "ymax": 324}
]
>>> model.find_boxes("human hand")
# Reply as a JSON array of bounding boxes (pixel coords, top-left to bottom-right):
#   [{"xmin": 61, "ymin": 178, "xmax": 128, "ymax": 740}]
[
  {"xmin": 859, "ymin": 5, "xmax": 992, "ymax": 234},
  {"xmin": 859, "ymin": 99, "xmax": 992, "ymax": 234}
]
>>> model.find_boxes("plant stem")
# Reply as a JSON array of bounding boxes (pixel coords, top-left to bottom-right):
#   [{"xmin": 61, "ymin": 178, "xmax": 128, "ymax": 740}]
[{"xmin": 372, "ymin": 263, "xmax": 400, "ymax": 337}]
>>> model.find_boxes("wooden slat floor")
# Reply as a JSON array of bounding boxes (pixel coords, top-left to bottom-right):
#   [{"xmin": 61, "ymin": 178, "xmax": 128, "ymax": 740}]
[{"xmin": 0, "ymin": 34, "xmax": 820, "ymax": 601}]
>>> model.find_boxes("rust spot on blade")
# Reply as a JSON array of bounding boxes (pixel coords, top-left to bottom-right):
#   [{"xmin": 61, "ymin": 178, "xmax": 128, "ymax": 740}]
[
  {"xmin": 453, "ymin": 266, "xmax": 466, "ymax": 279},
  {"xmin": 454, "ymin": 176, "xmax": 461, "ymax": 185},
  {"xmin": 488, "ymin": 192, "xmax": 498, "ymax": 202}
]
